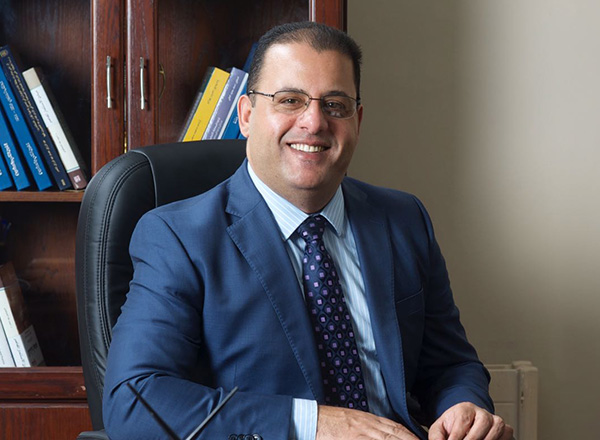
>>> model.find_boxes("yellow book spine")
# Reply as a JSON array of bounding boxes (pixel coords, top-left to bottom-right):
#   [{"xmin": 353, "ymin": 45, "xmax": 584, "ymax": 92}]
[{"xmin": 182, "ymin": 68, "xmax": 230, "ymax": 142}]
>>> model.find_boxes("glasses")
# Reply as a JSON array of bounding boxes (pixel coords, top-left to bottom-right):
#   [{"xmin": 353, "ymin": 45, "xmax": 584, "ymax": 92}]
[{"xmin": 248, "ymin": 90, "xmax": 360, "ymax": 119}]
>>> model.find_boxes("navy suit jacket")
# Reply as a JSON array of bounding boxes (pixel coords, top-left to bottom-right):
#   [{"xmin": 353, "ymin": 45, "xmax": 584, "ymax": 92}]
[{"xmin": 103, "ymin": 161, "xmax": 493, "ymax": 440}]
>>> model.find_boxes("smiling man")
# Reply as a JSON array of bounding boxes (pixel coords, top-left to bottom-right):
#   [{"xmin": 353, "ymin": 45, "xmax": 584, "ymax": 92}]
[
  {"xmin": 103, "ymin": 22, "xmax": 513, "ymax": 440},
  {"xmin": 241, "ymin": 41, "xmax": 360, "ymax": 214}
]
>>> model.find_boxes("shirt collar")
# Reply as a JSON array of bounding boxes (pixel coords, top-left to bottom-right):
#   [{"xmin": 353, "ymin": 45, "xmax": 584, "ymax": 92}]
[{"xmin": 247, "ymin": 162, "xmax": 346, "ymax": 240}]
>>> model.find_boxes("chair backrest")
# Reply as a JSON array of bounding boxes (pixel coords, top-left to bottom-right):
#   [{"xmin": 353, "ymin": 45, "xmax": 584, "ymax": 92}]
[{"xmin": 75, "ymin": 139, "xmax": 247, "ymax": 430}]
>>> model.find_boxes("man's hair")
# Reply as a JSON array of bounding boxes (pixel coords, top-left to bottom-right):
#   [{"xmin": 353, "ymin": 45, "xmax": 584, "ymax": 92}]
[{"xmin": 247, "ymin": 21, "xmax": 363, "ymax": 102}]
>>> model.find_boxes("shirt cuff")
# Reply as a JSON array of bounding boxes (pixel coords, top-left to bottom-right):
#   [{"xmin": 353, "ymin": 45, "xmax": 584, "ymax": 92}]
[{"xmin": 289, "ymin": 398, "xmax": 318, "ymax": 440}]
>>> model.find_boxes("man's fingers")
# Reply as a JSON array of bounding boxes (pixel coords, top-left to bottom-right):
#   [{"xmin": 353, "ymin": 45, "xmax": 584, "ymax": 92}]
[
  {"xmin": 478, "ymin": 415, "xmax": 503, "ymax": 440},
  {"xmin": 485, "ymin": 417, "xmax": 514, "ymax": 440},
  {"xmin": 317, "ymin": 405, "xmax": 419, "ymax": 439},
  {"xmin": 429, "ymin": 402, "xmax": 514, "ymax": 440},
  {"xmin": 429, "ymin": 405, "xmax": 477, "ymax": 440},
  {"xmin": 373, "ymin": 416, "xmax": 420, "ymax": 439},
  {"xmin": 460, "ymin": 410, "xmax": 493, "ymax": 440},
  {"xmin": 446, "ymin": 411, "xmax": 475, "ymax": 440},
  {"xmin": 427, "ymin": 419, "xmax": 448, "ymax": 440}
]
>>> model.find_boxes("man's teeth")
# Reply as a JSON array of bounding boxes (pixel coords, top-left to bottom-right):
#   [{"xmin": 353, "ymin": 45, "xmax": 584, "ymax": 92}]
[{"xmin": 290, "ymin": 143, "xmax": 325, "ymax": 153}]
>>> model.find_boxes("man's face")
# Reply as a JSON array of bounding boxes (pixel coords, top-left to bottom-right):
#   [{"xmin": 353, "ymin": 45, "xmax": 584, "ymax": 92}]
[{"xmin": 239, "ymin": 42, "xmax": 363, "ymax": 212}]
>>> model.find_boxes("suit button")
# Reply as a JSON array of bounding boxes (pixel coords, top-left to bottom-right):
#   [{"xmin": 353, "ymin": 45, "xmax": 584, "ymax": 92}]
[{"xmin": 228, "ymin": 434, "xmax": 261, "ymax": 440}]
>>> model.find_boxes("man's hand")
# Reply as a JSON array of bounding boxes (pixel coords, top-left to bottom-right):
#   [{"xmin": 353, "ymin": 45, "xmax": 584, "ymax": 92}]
[
  {"xmin": 428, "ymin": 402, "xmax": 514, "ymax": 440},
  {"xmin": 316, "ymin": 405, "xmax": 419, "ymax": 440}
]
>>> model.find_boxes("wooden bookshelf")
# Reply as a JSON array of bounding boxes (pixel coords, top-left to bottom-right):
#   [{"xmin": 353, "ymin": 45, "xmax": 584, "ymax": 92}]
[
  {"xmin": 0, "ymin": 367, "xmax": 90, "ymax": 438},
  {"xmin": 0, "ymin": 0, "xmax": 346, "ymax": 436}
]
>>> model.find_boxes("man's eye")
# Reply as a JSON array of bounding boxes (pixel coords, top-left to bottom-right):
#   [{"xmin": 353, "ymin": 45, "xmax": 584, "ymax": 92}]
[
  {"xmin": 325, "ymin": 100, "xmax": 345, "ymax": 110},
  {"xmin": 275, "ymin": 93, "xmax": 306, "ymax": 106}
]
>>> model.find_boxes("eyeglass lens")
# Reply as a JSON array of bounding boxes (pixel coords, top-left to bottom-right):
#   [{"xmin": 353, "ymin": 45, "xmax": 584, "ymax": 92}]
[{"xmin": 271, "ymin": 91, "xmax": 357, "ymax": 119}]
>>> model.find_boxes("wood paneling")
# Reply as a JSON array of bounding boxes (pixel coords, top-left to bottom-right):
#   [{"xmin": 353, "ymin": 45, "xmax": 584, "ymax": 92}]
[{"xmin": 0, "ymin": 405, "xmax": 92, "ymax": 439}]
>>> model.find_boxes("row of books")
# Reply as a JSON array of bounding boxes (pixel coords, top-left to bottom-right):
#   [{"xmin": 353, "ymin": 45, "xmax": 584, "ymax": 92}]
[
  {"xmin": 178, "ymin": 44, "xmax": 257, "ymax": 142},
  {"xmin": 0, "ymin": 261, "xmax": 45, "ymax": 367},
  {"xmin": 0, "ymin": 45, "xmax": 88, "ymax": 192}
]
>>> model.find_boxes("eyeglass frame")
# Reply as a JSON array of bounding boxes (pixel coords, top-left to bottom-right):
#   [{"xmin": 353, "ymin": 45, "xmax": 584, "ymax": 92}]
[{"xmin": 247, "ymin": 89, "xmax": 361, "ymax": 119}]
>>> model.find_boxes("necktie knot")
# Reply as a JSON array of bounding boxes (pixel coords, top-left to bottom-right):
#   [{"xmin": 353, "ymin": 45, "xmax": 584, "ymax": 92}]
[{"xmin": 298, "ymin": 215, "xmax": 328, "ymax": 243}]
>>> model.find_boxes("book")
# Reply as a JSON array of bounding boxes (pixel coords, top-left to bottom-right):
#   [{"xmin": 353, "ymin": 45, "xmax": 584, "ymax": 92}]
[
  {"xmin": 203, "ymin": 68, "xmax": 248, "ymax": 140},
  {"xmin": 178, "ymin": 69, "xmax": 212, "ymax": 141},
  {"xmin": 179, "ymin": 67, "xmax": 230, "ymax": 142},
  {"xmin": 0, "ymin": 320, "xmax": 15, "ymax": 367},
  {"xmin": 0, "ymin": 262, "xmax": 44, "ymax": 367},
  {"xmin": 0, "ymin": 64, "xmax": 52, "ymax": 191},
  {"xmin": 0, "ymin": 150, "xmax": 14, "ymax": 190},
  {"xmin": 22, "ymin": 67, "xmax": 88, "ymax": 189},
  {"xmin": 0, "ymin": 105, "xmax": 30, "ymax": 190},
  {"xmin": 220, "ymin": 81, "xmax": 247, "ymax": 140},
  {"xmin": 220, "ymin": 43, "xmax": 256, "ymax": 140},
  {"xmin": 221, "ymin": 108, "xmax": 240, "ymax": 139},
  {"xmin": 216, "ymin": 70, "xmax": 247, "ymax": 139},
  {"xmin": 0, "ymin": 46, "xmax": 71, "ymax": 190}
]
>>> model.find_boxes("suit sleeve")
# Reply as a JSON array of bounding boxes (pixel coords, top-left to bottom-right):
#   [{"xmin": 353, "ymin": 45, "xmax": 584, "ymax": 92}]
[
  {"xmin": 409, "ymin": 196, "xmax": 494, "ymax": 424},
  {"xmin": 102, "ymin": 211, "xmax": 292, "ymax": 440}
]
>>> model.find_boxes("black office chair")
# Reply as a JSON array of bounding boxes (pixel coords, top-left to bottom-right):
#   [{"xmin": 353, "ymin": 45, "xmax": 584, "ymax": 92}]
[{"xmin": 75, "ymin": 139, "xmax": 247, "ymax": 439}]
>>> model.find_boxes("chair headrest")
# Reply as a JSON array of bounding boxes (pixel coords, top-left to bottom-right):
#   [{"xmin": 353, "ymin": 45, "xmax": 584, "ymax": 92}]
[{"xmin": 132, "ymin": 139, "xmax": 247, "ymax": 206}]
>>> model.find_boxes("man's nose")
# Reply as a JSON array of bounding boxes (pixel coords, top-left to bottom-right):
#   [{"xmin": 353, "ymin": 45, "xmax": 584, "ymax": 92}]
[{"xmin": 297, "ymin": 99, "xmax": 329, "ymax": 133}]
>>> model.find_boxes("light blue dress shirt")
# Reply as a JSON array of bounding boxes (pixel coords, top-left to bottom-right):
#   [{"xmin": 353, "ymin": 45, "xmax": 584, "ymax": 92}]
[{"xmin": 247, "ymin": 164, "xmax": 395, "ymax": 440}]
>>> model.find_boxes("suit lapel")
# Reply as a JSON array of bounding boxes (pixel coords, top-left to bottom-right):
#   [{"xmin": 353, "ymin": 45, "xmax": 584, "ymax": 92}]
[
  {"xmin": 225, "ymin": 164, "xmax": 325, "ymax": 401},
  {"xmin": 342, "ymin": 180, "xmax": 412, "ymax": 422}
]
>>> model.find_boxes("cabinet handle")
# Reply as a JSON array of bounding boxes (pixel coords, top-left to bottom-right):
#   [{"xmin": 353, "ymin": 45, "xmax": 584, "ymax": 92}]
[
  {"xmin": 140, "ymin": 57, "xmax": 146, "ymax": 110},
  {"xmin": 106, "ymin": 56, "xmax": 113, "ymax": 109}
]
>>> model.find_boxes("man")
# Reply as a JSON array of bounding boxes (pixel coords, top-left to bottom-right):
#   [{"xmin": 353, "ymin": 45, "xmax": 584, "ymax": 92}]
[{"xmin": 103, "ymin": 22, "xmax": 513, "ymax": 440}]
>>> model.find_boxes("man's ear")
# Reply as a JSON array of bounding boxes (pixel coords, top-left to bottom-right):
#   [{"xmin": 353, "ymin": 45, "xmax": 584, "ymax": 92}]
[{"xmin": 238, "ymin": 94, "xmax": 253, "ymax": 138}]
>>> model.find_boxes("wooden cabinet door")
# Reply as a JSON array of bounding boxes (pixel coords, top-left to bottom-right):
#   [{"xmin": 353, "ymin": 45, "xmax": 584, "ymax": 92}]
[
  {"xmin": 125, "ymin": 0, "xmax": 159, "ymax": 150},
  {"xmin": 311, "ymin": 0, "xmax": 346, "ymax": 30},
  {"xmin": 91, "ymin": 0, "xmax": 126, "ymax": 174}
]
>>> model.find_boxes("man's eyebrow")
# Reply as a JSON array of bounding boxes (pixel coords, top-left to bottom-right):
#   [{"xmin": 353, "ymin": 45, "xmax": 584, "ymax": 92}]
[
  {"xmin": 277, "ymin": 87, "xmax": 354, "ymax": 98},
  {"xmin": 276, "ymin": 87, "xmax": 308, "ymax": 94},
  {"xmin": 325, "ymin": 90, "xmax": 355, "ymax": 98}
]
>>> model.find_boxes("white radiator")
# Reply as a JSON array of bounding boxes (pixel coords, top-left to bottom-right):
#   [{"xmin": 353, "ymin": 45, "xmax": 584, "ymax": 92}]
[{"xmin": 487, "ymin": 361, "xmax": 538, "ymax": 440}]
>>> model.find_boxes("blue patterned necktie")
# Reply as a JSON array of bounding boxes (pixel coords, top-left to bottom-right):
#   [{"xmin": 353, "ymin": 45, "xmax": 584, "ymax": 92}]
[{"xmin": 297, "ymin": 215, "xmax": 369, "ymax": 411}]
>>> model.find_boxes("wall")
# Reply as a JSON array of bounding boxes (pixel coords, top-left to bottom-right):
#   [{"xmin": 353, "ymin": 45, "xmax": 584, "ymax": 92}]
[{"xmin": 347, "ymin": 1, "xmax": 600, "ymax": 439}]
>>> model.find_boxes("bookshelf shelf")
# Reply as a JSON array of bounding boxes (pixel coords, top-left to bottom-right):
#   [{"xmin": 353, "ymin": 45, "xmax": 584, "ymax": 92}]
[
  {"xmin": 0, "ymin": 191, "xmax": 84, "ymax": 203},
  {"xmin": 0, "ymin": 367, "xmax": 86, "ymax": 401},
  {"xmin": 0, "ymin": 0, "xmax": 346, "ymax": 436}
]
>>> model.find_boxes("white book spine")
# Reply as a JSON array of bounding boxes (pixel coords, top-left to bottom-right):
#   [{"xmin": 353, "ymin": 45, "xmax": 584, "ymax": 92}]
[
  {"xmin": 22, "ymin": 69, "xmax": 79, "ymax": 173},
  {"xmin": 0, "ymin": 320, "xmax": 15, "ymax": 367},
  {"xmin": 0, "ymin": 287, "xmax": 43, "ymax": 367}
]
